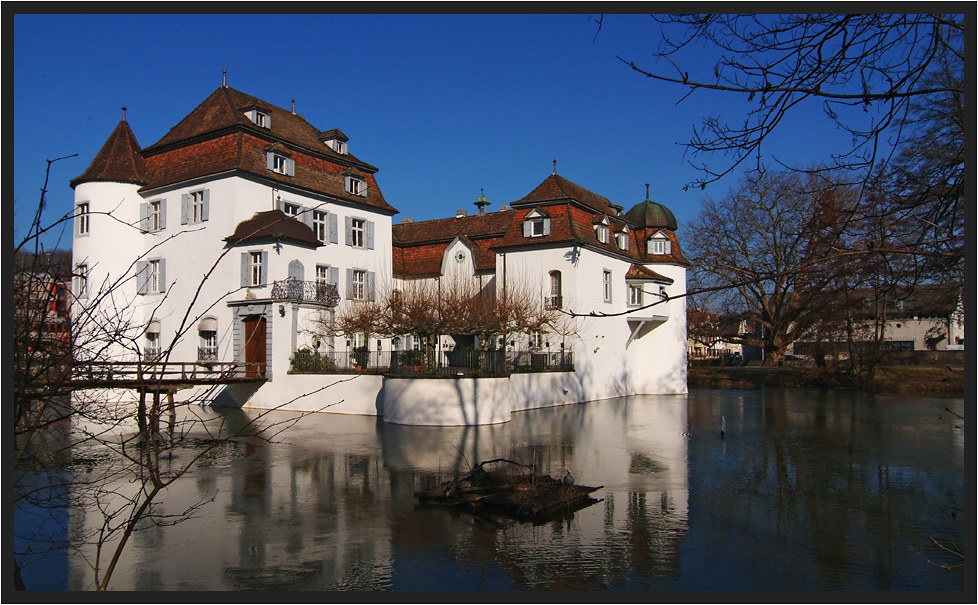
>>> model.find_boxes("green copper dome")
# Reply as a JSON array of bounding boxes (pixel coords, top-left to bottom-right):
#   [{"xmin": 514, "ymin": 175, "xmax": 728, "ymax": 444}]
[{"xmin": 625, "ymin": 187, "xmax": 678, "ymax": 231}]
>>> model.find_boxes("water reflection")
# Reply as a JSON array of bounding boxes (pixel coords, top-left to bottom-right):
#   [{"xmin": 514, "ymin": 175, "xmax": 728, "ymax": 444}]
[{"xmin": 52, "ymin": 390, "xmax": 963, "ymax": 591}]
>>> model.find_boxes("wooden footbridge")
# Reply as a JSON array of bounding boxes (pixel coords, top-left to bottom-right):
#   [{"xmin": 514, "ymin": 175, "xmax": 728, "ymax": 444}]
[{"xmin": 69, "ymin": 360, "xmax": 267, "ymax": 391}]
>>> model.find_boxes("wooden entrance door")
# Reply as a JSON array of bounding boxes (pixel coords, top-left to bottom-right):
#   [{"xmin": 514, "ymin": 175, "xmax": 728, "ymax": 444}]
[{"xmin": 243, "ymin": 315, "xmax": 267, "ymax": 378}]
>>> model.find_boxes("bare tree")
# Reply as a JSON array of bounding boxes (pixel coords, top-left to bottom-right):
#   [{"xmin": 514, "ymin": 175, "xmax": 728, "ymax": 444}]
[
  {"xmin": 602, "ymin": 14, "xmax": 965, "ymax": 190},
  {"xmin": 684, "ymin": 168, "xmax": 858, "ymax": 364},
  {"xmin": 322, "ymin": 272, "xmax": 570, "ymax": 370}
]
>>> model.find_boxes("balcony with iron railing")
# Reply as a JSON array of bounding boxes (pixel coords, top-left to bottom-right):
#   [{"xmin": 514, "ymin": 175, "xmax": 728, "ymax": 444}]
[
  {"xmin": 544, "ymin": 295, "xmax": 563, "ymax": 310},
  {"xmin": 271, "ymin": 278, "xmax": 340, "ymax": 307},
  {"xmin": 198, "ymin": 346, "xmax": 219, "ymax": 362}
]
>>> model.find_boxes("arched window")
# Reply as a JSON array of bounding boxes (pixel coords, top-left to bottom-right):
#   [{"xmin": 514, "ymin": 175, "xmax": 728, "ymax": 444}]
[{"xmin": 548, "ymin": 271, "xmax": 562, "ymax": 309}]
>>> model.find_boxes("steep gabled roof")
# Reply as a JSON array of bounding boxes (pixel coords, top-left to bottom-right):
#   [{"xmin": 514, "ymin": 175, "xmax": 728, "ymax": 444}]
[
  {"xmin": 70, "ymin": 119, "xmax": 148, "ymax": 188},
  {"xmin": 224, "ymin": 210, "xmax": 321, "ymax": 248},
  {"xmin": 512, "ymin": 174, "xmax": 619, "ymax": 216}
]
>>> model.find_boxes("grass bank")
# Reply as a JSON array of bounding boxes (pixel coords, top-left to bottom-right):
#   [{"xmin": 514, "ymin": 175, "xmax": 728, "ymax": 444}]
[{"xmin": 688, "ymin": 362, "xmax": 964, "ymax": 398}]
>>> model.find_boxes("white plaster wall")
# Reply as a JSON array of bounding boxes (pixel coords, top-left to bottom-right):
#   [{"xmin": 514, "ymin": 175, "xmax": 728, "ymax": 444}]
[
  {"xmin": 72, "ymin": 180, "xmax": 146, "ymax": 360},
  {"xmin": 200, "ymin": 373, "xmax": 384, "ymax": 416},
  {"xmin": 623, "ymin": 264, "xmax": 688, "ymax": 395},
  {"xmin": 383, "ymin": 376, "xmax": 512, "ymax": 425},
  {"xmin": 120, "ymin": 175, "xmax": 394, "ymax": 379}
]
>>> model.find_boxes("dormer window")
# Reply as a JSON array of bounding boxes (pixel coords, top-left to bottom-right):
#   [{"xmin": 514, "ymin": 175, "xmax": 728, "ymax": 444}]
[
  {"xmin": 647, "ymin": 232, "xmax": 672, "ymax": 255},
  {"xmin": 345, "ymin": 175, "xmax": 367, "ymax": 197},
  {"xmin": 321, "ymin": 129, "xmax": 350, "ymax": 155},
  {"xmin": 522, "ymin": 209, "xmax": 551, "ymax": 238},
  {"xmin": 246, "ymin": 108, "xmax": 271, "ymax": 128},
  {"xmin": 615, "ymin": 227, "xmax": 630, "ymax": 250},
  {"xmin": 595, "ymin": 225, "xmax": 609, "ymax": 244},
  {"xmin": 267, "ymin": 151, "xmax": 295, "ymax": 176}
]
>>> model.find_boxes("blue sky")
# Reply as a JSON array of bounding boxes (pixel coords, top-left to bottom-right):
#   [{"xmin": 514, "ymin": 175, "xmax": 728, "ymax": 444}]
[{"xmin": 15, "ymin": 14, "xmax": 858, "ymax": 250}]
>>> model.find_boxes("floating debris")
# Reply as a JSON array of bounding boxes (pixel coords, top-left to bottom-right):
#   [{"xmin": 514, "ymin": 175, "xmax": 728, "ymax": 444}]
[{"xmin": 415, "ymin": 458, "xmax": 603, "ymax": 522}]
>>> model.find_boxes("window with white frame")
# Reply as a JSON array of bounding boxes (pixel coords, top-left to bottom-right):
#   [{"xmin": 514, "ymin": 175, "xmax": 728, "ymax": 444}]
[
  {"xmin": 629, "ymin": 285, "xmax": 644, "ymax": 306},
  {"xmin": 595, "ymin": 225, "xmax": 609, "ymax": 244},
  {"xmin": 530, "ymin": 331, "xmax": 544, "ymax": 349},
  {"xmin": 137, "ymin": 258, "xmax": 166, "ymax": 294},
  {"xmin": 603, "ymin": 270, "xmax": 613, "ymax": 302},
  {"xmin": 616, "ymin": 232, "xmax": 629, "ymax": 250},
  {"xmin": 77, "ymin": 202, "xmax": 90, "ymax": 236},
  {"xmin": 190, "ymin": 191, "xmax": 205, "ymax": 223},
  {"xmin": 283, "ymin": 202, "xmax": 301, "ymax": 218},
  {"xmin": 250, "ymin": 252, "xmax": 263, "ymax": 287},
  {"xmin": 182, "ymin": 190, "xmax": 209, "ymax": 225},
  {"xmin": 75, "ymin": 263, "xmax": 89, "ymax": 299},
  {"xmin": 240, "ymin": 251, "xmax": 269, "ymax": 287},
  {"xmin": 351, "ymin": 269, "xmax": 367, "ymax": 300},
  {"xmin": 648, "ymin": 234, "xmax": 672, "ymax": 255},
  {"xmin": 149, "ymin": 200, "xmax": 163, "ymax": 231},
  {"xmin": 149, "ymin": 260, "xmax": 161, "ymax": 293},
  {"xmin": 254, "ymin": 110, "xmax": 269, "ymax": 128},
  {"xmin": 332, "ymin": 140, "xmax": 347, "ymax": 155},
  {"xmin": 273, "ymin": 154, "xmax": 289, "ymax": 174},
  {"xmin": 351, "ymin": 218, "xmax": 365, "ymax": 247},
  {"xmin": 267, "ymin": 152, "xmax": 295, "ymax": 176},
  {"xmin": 316, "ymin": 264, "xmax": 330, "ymax": 284},
  {"xmin": 522, "ymin": 210, "xmax": 550, "ymax": 238},
  {"xmin": 312, "ymin": 210, "xmax": 328, "ymax": 242},
  {"xmin": 548, "ymin": 271, "xmax": 562, "ymax": 309},
  {"xmin": 345, "ymin": 176, "xmax": 365, "ymax": 196}
]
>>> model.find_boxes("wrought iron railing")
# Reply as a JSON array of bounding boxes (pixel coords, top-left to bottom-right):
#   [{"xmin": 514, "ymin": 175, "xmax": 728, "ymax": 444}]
[
  {"xmin": 545, "ymin": 295, "xmax": 563, "ymax": 310},
  {"xmin": 290, "ymin": 349, "xmax": 574, "ymax": 376},
  {"xmin": 198, "ymin": 346, "xmax": 219, "ymax": 361},
  {"xmin": 271, "ymin": 278, "xmax": 340, "ymax": 307}
]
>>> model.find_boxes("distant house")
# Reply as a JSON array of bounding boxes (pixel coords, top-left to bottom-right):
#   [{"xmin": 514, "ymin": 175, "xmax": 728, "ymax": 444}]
[
  {"xmin": 71, "ymin": 85, "xmax": 689, "ymax": 425},
  {"xmin": 791, "ymin": 284, "xmax": 965, "ymax": 356},
  {"xmin": 14, "ymin": 260, "xmax": 71, "ymax": 356}
]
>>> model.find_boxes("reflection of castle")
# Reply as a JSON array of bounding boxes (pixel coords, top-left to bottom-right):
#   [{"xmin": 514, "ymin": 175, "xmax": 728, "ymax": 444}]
[{"xmin": 71, "ymin": 85, "xmax": 688, "ymax": 425}]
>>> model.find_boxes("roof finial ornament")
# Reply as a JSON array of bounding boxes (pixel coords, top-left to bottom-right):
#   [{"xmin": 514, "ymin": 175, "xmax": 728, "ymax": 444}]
[
  {"xmin": 222, "ymin": 69, "xmax": 227, "ymax": 88},
  {"xmin": 121, "ymin": 106, "xmax": 127, "ymax": 122},
  {"xmin": 553, "ymin": 158, "xmax": 557, "ymax": 176},
  {"xmin": 292, "ymin": 99, "xmax": 296, "ymax": 115},
  {"xmin": 646, "ymin": 183, "xmax": 650, "ymax": 201}
]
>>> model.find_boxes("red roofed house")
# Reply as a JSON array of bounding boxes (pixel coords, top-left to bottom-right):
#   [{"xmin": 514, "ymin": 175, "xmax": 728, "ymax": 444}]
[{"xmin": 72, "ymin": 85, "xmax": 688, "ymax": 425}]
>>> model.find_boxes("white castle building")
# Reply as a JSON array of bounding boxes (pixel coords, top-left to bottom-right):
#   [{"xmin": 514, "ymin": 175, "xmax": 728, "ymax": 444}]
[{"xmin": 71, "ymin": 85, "xmax": 689, "ymax": 426}]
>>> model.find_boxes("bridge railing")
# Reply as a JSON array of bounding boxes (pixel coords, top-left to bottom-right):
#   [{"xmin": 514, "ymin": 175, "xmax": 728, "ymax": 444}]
[{"xmin": 70, "ymin": 360, "xmax": 267, "ymax": 384}]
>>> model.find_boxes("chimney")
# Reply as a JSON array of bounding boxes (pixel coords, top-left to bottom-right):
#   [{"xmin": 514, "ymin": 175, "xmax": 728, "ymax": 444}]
[
  {"xmin": 402, "ymin": 217, "xmax": 415, "ymax": 224},
  {"xmin": 499, "ymin": 204, "xmax": 511, "ymax": 212},
  {"xmin": 456, "ymin": 209, "xmax": 468, "ymax": 219}
]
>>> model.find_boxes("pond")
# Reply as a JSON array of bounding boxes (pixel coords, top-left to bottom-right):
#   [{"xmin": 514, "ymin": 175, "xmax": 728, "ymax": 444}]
[{"xmin": 17, "ymin": 389, "xmax": 965, "ymax": 591}]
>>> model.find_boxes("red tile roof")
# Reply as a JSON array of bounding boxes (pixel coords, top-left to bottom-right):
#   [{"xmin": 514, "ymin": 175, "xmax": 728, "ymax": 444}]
[
  {"xmin": 392, "ymin": 213, "xmax": 512, "ymax": 277},
  {"xmin": 625, "ymin": 264, "xmax": 674, "ymax": 284},
  {"xmin": 512, "ymin": 174, "xmax": 619, "ymax": 216},
  {"xmin": 70, "ymin": 119, "xmax": 147, "ymax": 188},
  {"xmin": 130, "ymin": 86, "xmax": 395, "ymax": 213},
  {"xmin": 224, "ymin": 210, "xmax": 321, "ymax": 248}
]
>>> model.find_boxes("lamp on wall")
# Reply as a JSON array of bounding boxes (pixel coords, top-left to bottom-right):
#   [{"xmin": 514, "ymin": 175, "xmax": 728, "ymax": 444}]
[{"xmin": 278, "ymin": 305, "xmax": 285, "ymax": 317}]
